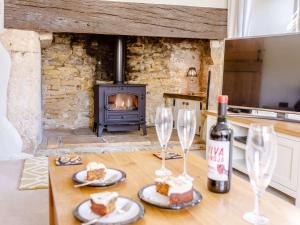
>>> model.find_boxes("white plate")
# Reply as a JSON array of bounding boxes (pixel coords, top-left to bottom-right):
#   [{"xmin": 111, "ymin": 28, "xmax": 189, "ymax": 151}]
[
  {"xmin": 138, "ymin": 184, "xmax": 202, "ymax": 210},
  {"xmin": 74, "ymin": 197, "xmax": 144, "ymax": 225},
  {"xmin": 72, "ymin": 168, "xmax": 126, "ymax": 187}
]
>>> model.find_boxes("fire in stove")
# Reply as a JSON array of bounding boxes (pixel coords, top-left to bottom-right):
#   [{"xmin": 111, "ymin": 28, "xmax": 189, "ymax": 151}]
[{"xmin": 108, "ymin": 93, "xmax": 138, "ymax": 111}]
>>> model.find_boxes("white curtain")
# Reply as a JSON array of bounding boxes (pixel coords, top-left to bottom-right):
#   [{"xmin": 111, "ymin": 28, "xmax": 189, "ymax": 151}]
[
  {"xmin": 227, "ymin": 0, "xmax": 253, "ymax": 38},
  {"xmin": 0, "ymin": 0, "xmax": 3, "ymax": 32},
  {"xmin": 287, "ymin": 0, "xmax": 300, "ymax": 32}
]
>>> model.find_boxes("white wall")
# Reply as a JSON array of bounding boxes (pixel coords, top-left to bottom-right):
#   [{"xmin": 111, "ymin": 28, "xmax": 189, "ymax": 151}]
[
  {"xmin": 103, "ymin": 0, "xmax": 227, "ymax": 8},
  {"xmin": 259, "ymin": 35, "xmax": 300, "ymax": 109},
  {"xmin": 248, "ymin": 0, "xmax": 295, "ymax": 36}
]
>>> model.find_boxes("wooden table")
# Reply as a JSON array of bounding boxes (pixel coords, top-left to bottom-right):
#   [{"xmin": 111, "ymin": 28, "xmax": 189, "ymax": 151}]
[{"xmin": 49, "ymin": 150, "xmax": 300, "ymax": 225}]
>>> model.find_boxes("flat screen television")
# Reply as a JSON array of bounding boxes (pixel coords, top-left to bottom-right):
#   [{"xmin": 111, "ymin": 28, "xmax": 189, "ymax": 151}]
[{"xmin": 222, "ymin": 33, "xmax": 300, "ymax": 114}]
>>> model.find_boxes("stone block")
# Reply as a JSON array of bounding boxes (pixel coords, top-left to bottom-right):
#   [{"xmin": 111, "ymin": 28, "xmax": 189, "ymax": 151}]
[
  {"xmin": 40, "ymin": 32, "xmax": 53, "ymax": 49},
  {"xmin": 210, "ymin": 40, "xmax": 225, "ymax": 65},
  {"xmin": 0, "ymin": 29, "xmax": 41, "ymax": 53},
  {"xmin": 208, "ymin": 65, "xmax": 223, "ymax": 110},
  {"xmin": 6, "ymin": 45, "xmax": 42, "ymax": 153},
  {"xmin": 72, "ymin": 44, "xmax": 85, "ymax": 57},
  {"xmin": 65, "ymin": 55, "xmax": 84, "ymax": 65}
]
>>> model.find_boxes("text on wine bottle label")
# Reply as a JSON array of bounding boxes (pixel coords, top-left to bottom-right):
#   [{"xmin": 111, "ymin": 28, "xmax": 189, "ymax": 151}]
[{"xmin": 207, "ymin": 139, "xmax": 230, "ymax": 181}]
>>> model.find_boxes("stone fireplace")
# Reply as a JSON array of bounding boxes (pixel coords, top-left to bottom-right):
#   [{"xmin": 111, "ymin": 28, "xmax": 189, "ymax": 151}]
[
  {"xmin": 0, "ymin": 29, "xmax": 224, "ymax": 153},
  {"xmin": 0, "ymin": 0, "xmax": 227, "ymax": 158},
  {"xmin": 42, "ymin": 33, "xmax": 216, "ymax": 130}
]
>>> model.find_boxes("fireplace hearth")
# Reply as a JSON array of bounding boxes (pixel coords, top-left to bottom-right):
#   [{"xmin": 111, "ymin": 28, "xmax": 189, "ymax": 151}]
[{"xmin": 93, "ymin": 36, "xmax": 147, "ymax": 137}]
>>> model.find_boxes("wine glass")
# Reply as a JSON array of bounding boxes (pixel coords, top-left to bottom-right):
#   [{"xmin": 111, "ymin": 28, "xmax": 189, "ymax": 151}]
[
  {"xmin": 177, "ymin": 109, "xmax": 196, "ymax": 181},
  {"xmin": 243, "ymin": 124, "xmax": 277, "ymax": 225},
  {"xmin": 155, "ymin": 106, "xmax": 173, "ymax": 177}
]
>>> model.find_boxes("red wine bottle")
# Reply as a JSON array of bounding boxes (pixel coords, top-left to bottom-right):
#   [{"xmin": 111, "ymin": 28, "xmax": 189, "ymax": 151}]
[{"xmin": 207, "ymin": 95, "xmax": 233, "ymax": 193}]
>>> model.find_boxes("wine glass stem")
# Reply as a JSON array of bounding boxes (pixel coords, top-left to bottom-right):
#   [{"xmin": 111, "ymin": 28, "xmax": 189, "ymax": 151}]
[
  {"xmin": 162, "ymin": 145, "xmax": 167, "ymax": 169},
  {"xmin": 254, "ymin": 192, "xmax": 261, "ymax": 217},
  {"xmin": 183, "ymin": 148, "xmax": 188, "ymax": 175}
]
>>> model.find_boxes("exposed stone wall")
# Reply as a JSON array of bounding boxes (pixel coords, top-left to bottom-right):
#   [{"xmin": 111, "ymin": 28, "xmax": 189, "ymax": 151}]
[
  {"xmin": 42, "ymin": 34, "xmax": 97, "ymax": 129},
  {"xmin": 42, "ymin": 34, "xmax": 215, "ymax": 128},
  {"xmin": 0, "ymin": 29, "xmax": 42, "ymax": 153},
  {"xmin": 126, "ymin": 37, "xmax": 212, "ymax": 124}
]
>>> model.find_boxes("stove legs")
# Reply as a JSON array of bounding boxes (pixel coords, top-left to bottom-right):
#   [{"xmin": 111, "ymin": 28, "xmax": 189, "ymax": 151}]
[
  {"xmin": 94, "ymin": 123, "xmax": 104, "ymax": 137},
  {"xmin": 98, "ymin": 125, "xmax": 104, "ymax": 137}
]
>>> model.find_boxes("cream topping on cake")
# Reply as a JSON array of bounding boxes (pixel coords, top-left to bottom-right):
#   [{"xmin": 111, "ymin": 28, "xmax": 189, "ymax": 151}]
[
  {"xmin": 90, "ymin": 192, "xmax": 119, "ymax": 205},
  {"xmin": 86, "ymin": 162, "xmax": 106, "ymax": 171},
  {"xmin": 155, "ymin": 176, "xmax": 193, "ymax": 195}
]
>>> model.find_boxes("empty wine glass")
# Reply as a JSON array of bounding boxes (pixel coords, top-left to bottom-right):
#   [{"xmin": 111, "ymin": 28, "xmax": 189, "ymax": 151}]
[
  {"xmin": 177, "ymin": 109, "xmax": 196, "ymax": 181},
  {"xmin": 155, "ymin": 106, "xmax": 173, "ymax": 177},
  {"xmin": 243, "ymin": 124, "xmax": 277, "ymax": 225}
]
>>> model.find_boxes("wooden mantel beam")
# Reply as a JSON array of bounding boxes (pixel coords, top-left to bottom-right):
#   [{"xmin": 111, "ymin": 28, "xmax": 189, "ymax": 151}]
[{"xmin": 4, "ymin": 0, "xmax": 227, "ymax": 39}]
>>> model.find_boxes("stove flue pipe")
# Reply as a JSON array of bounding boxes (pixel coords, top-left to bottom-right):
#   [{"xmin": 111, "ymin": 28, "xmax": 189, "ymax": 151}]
[{"xmin": 114, "ymin": 36, "xmax": 126, "ymax": 84}]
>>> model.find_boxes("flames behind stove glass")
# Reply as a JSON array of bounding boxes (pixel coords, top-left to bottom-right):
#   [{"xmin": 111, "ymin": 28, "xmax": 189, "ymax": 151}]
[{"xmin": 108, "ymin": 93, "xmax": 138, "ymax": 111}]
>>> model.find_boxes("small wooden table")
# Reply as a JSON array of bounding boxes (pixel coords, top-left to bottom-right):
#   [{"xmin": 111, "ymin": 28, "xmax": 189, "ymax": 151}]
[{"xmin": 49, "ymin": 150, "xmax": 300, "ymax": 225}]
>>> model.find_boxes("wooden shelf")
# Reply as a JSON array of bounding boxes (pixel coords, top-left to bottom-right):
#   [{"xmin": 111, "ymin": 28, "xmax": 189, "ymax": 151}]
[
  {"xmin": 233, "ymin": 140, "xmax": 246, "ymax": 150},
  {"xmin": 206, "ymin": 111, "xmax": 300, "ymax": 138},
  {"xmin": 163, "ymin": 92, "xmax": 206, "ymax": 101}
]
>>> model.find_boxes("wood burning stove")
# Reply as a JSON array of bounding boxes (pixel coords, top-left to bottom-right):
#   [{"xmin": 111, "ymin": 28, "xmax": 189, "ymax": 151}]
[
  {"xmin": 94, "ymin": 84, "xmax": 146, "ymax": 137},
  {"xmin": 94, "ymin": 36, "xmax": 147, "ymax": 137}
]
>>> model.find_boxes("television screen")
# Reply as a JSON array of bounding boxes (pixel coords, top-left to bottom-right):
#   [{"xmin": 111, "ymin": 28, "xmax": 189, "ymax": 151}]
[{"xmin": 222, "ymin": 33, "xmax": 300, "ymax": 112}]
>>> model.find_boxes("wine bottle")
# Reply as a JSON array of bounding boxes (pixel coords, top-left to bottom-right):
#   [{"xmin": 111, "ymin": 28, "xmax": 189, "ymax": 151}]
[{"xmin": 207, "ymin": 95, "xmax": 233, "ymax": 193}]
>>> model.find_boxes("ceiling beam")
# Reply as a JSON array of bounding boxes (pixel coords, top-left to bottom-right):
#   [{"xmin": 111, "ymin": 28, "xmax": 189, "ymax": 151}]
[{"xmin": 5, "ymin": 0, "xmax": 227, "ymax": 39}]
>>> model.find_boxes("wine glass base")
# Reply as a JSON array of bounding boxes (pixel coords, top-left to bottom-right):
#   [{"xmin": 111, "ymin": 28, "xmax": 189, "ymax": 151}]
[
  {"xmin": 155, "ymin": 168, "xmax": 172, "ymax": 177},
  {"xmin": 243, "ymin": 212, "xmax": 269, "ymax": 225}
]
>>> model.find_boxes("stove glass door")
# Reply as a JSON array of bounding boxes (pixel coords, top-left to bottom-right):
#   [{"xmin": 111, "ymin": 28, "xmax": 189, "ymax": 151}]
[{"xmin": 107, "ymin": 93, "xmax": 138, "ymax": 111}]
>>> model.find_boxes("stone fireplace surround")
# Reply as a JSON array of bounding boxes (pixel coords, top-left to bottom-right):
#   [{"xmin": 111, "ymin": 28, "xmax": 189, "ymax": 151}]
[
  {"xmin": 0, "ymin": 29, "xmax": 224, "ymax": 154},
  {"xmin": 43, "ymin": 33, "xmax": 213, "ymax": 128}
]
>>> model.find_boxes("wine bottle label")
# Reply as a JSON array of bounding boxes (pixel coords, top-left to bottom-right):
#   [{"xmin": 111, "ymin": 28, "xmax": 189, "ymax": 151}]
[{"xmin": 207, "ymin": 139, "xmax": 230, "ymax": 181}]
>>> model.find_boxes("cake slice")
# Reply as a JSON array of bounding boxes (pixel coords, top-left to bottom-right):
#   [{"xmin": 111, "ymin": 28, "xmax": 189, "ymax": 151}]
[
  {"xmin": 86, "ymin": 162, "xmax": 106, "ymax": 181},
  {"xmin": 155, "ymin": 176, "xmax": 193, "ymax": 205},
  {"xmin": 90, "ymin": 192, "xmax": 119, "ymax": 216},
  {"xmin": 155, "ymin": 177, "xmax": 170, "ymax": 196}
]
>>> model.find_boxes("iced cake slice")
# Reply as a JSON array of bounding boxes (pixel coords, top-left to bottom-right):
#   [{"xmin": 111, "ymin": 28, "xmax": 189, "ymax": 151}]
[
  {"xmin": 155, "ymin": 176, "xmax": 193, "ymax": 205},
  {"xmin": 90, "ymin": 192, "xmax": 119, "ymax": 216},
  {"xmin": 86, "ymin": 162, "xmax": 106, "ymax": 181}
]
